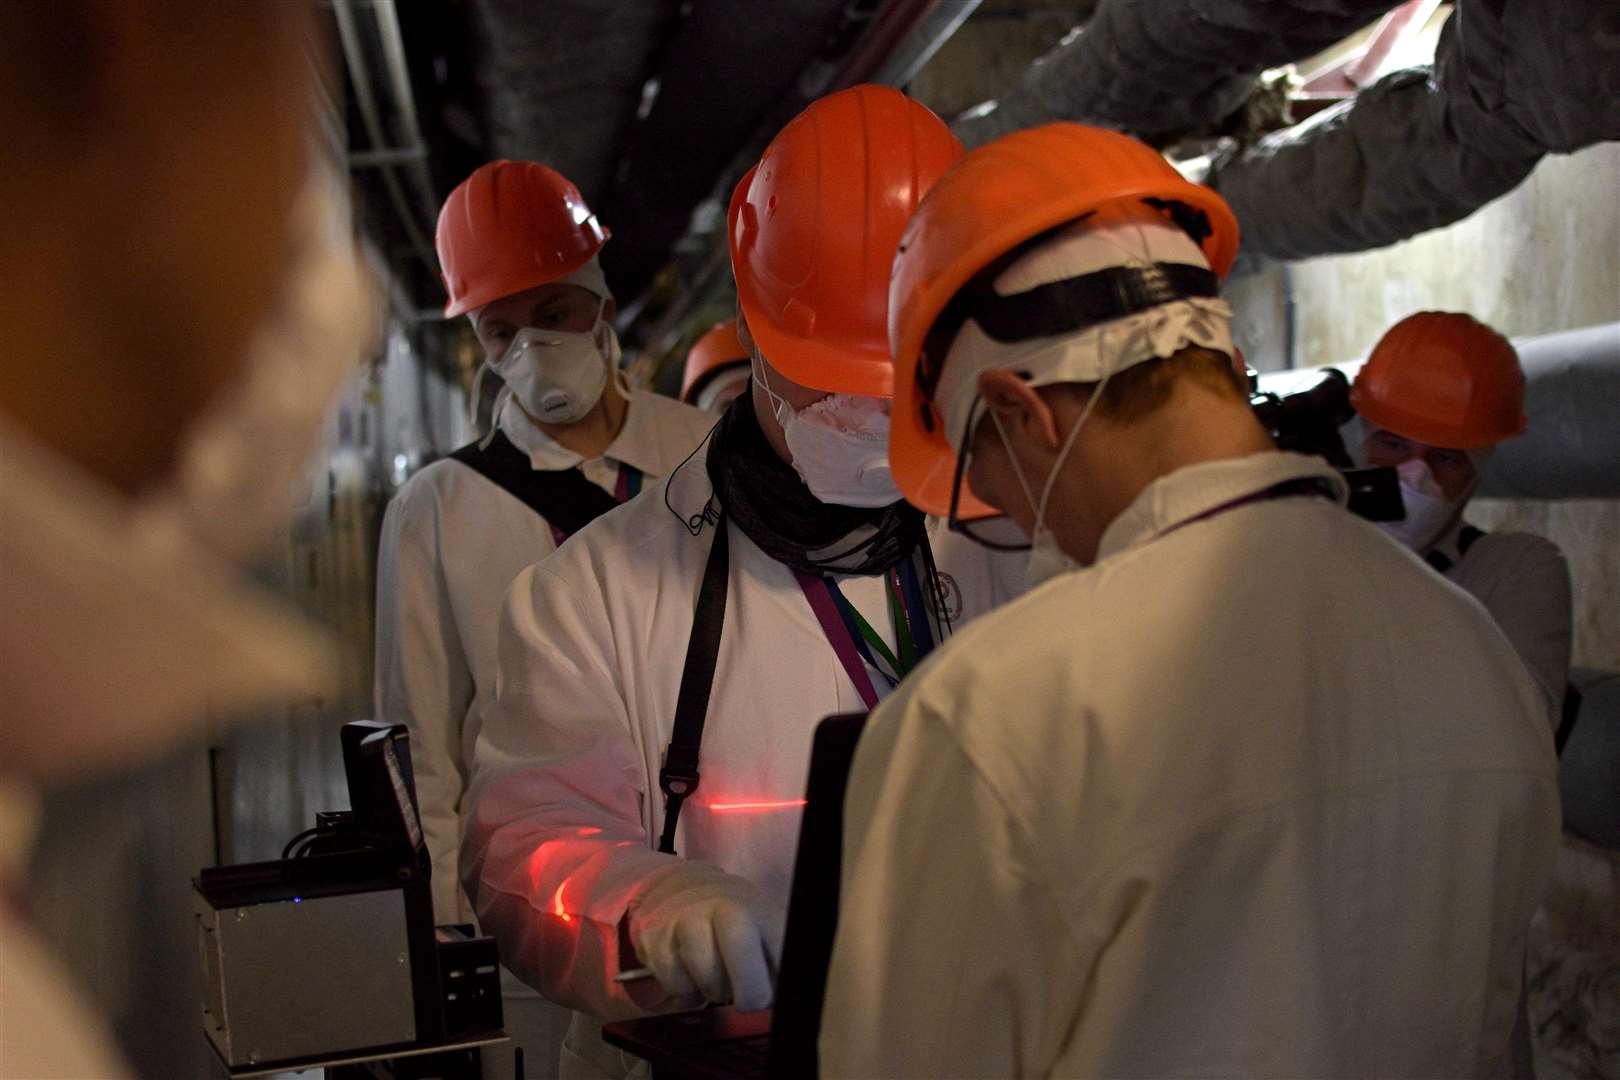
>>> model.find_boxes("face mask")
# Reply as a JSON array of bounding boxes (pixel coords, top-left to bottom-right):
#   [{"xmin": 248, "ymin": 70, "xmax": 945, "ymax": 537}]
[
  {"xmin": 1378, "ymin": 457, "xmax": 1464, "ymax": 553},
  {"xmin": 992, "ymin": 374, "xmax": 1109, "ymax": 590},
  {"xmin": 489, "ymin": 298, "xmax": 616, "ymax": 425},
  {"xmin": 755, "ymin": 355, "xmax": 900, "ymax": 508}
]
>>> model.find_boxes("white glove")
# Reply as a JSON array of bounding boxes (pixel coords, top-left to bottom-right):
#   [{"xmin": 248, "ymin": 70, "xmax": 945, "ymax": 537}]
[{"xmin": 626, "ymin": 860, "xmax": 784, "ymax": 1011}]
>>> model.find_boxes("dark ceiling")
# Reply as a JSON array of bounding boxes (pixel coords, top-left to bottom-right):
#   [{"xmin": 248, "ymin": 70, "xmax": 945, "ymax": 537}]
[{"xmin": 336, "ymin": 0, "xmax": 1088, "ymax": 350}]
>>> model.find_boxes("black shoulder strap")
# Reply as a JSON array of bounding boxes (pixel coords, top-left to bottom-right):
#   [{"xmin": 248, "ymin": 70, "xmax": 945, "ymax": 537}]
[
  {"xmin": 657, "ymin": 512, "xmax": 730, "ymax": 855},
  {"xmin": 1425, "ymin": 524, "xmax": 1489, "ymax": 575},
  {"xmin": 1555, "ymin": 683, "xmax": 1583, "ymax": 756},
  {"xmin": 448, "ymin": 430, "xmax": 621, "ymax": 539}
]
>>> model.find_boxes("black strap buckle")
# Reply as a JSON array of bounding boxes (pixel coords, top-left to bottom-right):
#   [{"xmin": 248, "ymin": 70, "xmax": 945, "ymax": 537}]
[{"xmin": 658, "ymin": 763, "xmax": 701, "ymax": 800}]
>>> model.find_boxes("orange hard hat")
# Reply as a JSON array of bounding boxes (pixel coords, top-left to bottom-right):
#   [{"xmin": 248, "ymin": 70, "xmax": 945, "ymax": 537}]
[
  {"xmin": 1351, "ymin": 311, "xmax": 1525, "ymax": 449},
  {"xmin": 436, "ymin": 160, "xmax": 610, "ymax": 318},
  {"xmin": 681, "ymin": 319, "xmax": 750, "ymax": 403},
  {"xmin": 728, "ymin": 85, "xmax": 963, "ymax": 398},
  {"xmin": 888, "ymin": 123, "xmax": 1240, "ymax": 517}
]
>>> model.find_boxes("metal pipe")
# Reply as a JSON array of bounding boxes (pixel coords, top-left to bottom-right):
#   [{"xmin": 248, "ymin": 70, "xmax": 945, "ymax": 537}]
[
  {"xmin": 370, "ymin": 0, "xmax": 441, "ymax": 226},
  {"xmin": 349, "ymin": 148, "xmax": 429, "ymax": 168},
  {"xmin": 869, "ymin": 0, "xmax": 984, "ymax": 89},
  {"xmin": 1485, "ymin": 323, "xmax": 1620, "ymax": 500},
  {"xmin": 1342, "ymin": 0, "xmax": 1439, "ymax": 88},
  {"xmin": 330, "ymin": 0, "xmax": 438, "ymax": 273},
  {"xmin": 625, "ymin": 0, "xmax": 981, "ymax": 351},
  {"xmin": 1214, "ymin": 0, "xmax": 1620, "ymax": 261}
]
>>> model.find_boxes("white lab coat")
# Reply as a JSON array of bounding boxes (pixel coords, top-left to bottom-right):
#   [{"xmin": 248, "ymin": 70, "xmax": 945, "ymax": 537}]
[
  {"xmin": 462, "ymin": 445, "xmax": 1021, "ymax": 1075},
  {"xmin": 1428, "ymin": 522, "xmax": 1572, "ymax": 727},
  {"xmin": 373, "ymin": 391, "xmax": 714, "ymax": 1079},
  {"xmin": 375, "ymin": 391, "xmax": 716, "ymax": 923},
  {"xmin": 821, "ymin": 451, "xmax": 1561, "ymax": 1079}
]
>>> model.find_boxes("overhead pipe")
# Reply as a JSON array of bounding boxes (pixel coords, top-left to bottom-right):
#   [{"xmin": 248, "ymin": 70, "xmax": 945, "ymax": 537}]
[
  {"xmin": 1484, "ymin": 323, "xmax": 1620, "ymax": 501},
  {"xmin": 867, "ymin": 0, "xmax": 984, "ymax": 88},
  {"xmin": 952, "ymin": 0, "xmax": 1399, "ymax": 148},
  {"xmin": 1298, "ymin": 0, "xmax": 1441, "ymax": 95},
  {"xmin": 370, "ymin": 0, "xmax": 442, "ymax": 228},
  {"xmin": 1256, "ymin": 323, "xmax": 1620, "ymax": 500},
  {"xmin": 331, "ymin": 0, "xmax": 438, "ymax": 275},
  {"xmin": 624, "ymin": 0, "xmax": 980, "ymax": 365},
  {"xmin": 595, "ymin": 0, "xmax": 856, "ymax": 306},
  {"xmin": 1212, "ymin": 0, "xmax": 1620, "ymax": 260}
]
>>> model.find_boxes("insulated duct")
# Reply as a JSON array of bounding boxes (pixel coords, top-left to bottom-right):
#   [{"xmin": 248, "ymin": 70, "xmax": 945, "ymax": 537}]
[
  {"xmin": 1481, "ymin": 323, "xmax": 1620, "ymax": 501},
  {"xmin": 595, "ymin": 0, "xmax": 856, "ymax": 303},
  {"xmin": 1212, "ymin": 0, "xmax": 1620, "ymax": 259},
  {"xmin": 464, "ymin": 0, "xmax": 682, "ymax": 204},
  {"xmin": 952, "ymin": 0, "xmax": 1397, "ymax": 147},
  {"xmin": 1255, "ymin": 322, "xmax": 1620, "ymax": 499}
]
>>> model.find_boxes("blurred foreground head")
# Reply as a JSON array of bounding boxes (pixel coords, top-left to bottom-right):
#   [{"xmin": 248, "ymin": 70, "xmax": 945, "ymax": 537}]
[
  {"xmin": 0, "ymin": 0, "xmax": 312, "ymax": 495},
  {"xmin": 0, "ymin": 2, "xmax": 367, "ymax": 781}
]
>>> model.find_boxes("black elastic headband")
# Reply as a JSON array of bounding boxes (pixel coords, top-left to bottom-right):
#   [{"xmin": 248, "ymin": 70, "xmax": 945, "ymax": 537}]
[
  {"xmin": 968, "ymin": 262, "xmax": 1220, "ymax": 343},
  {"xmin": 914, "ymin": 200, "xmax": 1220, "ymax": 431}
]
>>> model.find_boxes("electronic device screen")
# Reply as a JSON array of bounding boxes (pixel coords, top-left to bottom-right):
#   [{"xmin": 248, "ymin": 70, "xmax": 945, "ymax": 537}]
[{"xmin": 342, "ymin": 720, "xmax": 426, "ymax": 862}]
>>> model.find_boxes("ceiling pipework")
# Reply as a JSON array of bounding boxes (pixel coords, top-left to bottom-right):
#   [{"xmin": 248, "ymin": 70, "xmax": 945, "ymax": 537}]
[
  {"xmin": 463, "ymin": 0, "xmax": 683, "ymax": 206},
  {"xmin": 592, "ymin": 0, "xmax": 867, "ymax": 308},
  {"xmin": 951, "ymin": 0, "xmax": 1399, "ymax": 147},
  {"xmin": 1210, "ymin": 0, "xmax": 1620, "ymax": 260}
]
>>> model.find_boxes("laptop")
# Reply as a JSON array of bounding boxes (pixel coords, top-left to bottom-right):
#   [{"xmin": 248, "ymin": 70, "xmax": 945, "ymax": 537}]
[{"xmin": 602, "ymin": 711, "xmax": 868, "ymax": 1080}]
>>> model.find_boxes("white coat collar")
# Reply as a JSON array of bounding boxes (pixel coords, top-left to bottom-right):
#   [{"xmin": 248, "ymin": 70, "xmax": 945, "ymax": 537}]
[
  {"xmin": 499, "ymin": 388, "xmax": 682, "ymax": 476},
  {"xmin": 1096, "ymin": 451, "xmax": 1347, "ymax": 564}
]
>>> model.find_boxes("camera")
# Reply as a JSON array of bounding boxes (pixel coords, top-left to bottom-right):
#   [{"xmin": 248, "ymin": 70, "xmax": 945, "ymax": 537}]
[{"xmin": 1249, "ymin": 367, "xmax": 1404, "ymax": 522}]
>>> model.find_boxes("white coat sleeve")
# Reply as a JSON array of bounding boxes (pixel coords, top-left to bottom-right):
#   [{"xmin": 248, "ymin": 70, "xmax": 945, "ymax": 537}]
[
  {"xmin": 462, "ymin": 560, "xmax": 681, "ymax": 1020},
  {"xmin": 1468, "ymin": 535, "xmax": 1573, "ymax": 727},
  {"xmin": 819, "ymin": 699, "xmax": 1081, "ymax": 1078},
  {"xmin": 373, "ymin": 485, "xmax": 475, "ymax": 925}
]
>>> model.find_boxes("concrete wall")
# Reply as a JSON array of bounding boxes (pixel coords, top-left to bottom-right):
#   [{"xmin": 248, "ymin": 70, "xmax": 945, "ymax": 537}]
[{"xmin": 1229, "ymin": 142, "xmax": 1620, "ymax": 670}]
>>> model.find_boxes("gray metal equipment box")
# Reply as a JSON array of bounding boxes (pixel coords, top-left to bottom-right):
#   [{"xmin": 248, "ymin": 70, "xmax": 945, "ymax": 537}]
[{"xmin": 196, "ymin": 886, "xmax": 417, "ymax": 1068}]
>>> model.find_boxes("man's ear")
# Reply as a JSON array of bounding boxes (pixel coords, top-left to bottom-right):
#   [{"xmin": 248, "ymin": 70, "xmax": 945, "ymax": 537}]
[{"xmin": 978, "ymin": 369, "xmax": 1060, "ymax": 451}]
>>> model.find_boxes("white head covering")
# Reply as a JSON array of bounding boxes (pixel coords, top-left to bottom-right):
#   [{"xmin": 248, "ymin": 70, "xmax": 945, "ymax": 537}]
[
  {"xmin": 559, "ymin": 252, "xmax": 612, "ymax": 305},
  {"xmin": 936, "ymin": 215, "xmax": 1233, "ymax": 450}
]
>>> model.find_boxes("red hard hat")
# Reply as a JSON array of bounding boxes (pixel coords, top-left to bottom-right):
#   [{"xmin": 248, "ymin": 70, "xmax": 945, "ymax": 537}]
[
  {"xmin": 436, "ymin": 160, "xmax": 610, "ymax": 318},
  {"xmin": 728, "ymin": 85, "xmax": 963, "ymax": 398},
  {"xmin": 1351, "ymin": 312, "xmax": 1526, "ymax": 449},
  {"xmin": 887, "ymin": 123, "xmax": 1240, "ymax": 517},
  {"xmin": 680, "ymin": 319, "xmax": 750, "ymax": 403}
]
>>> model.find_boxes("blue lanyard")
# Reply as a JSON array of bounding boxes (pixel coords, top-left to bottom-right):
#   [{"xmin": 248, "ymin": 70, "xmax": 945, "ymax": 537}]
[{"xmin": 795, "ymin": 556, "xmax": 939, "ymax": 707}]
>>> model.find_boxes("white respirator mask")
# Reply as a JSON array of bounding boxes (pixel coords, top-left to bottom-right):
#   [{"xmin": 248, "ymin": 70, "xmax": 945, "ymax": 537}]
[
  {"xmin": 489, "ymin": 296, "xmax": 617, "ymax": 425},
  {"xmin": 754, "ymin": 354, "xmax": 900, "ymax": 508},
  {"xmin": 989, "ymin": 380, "xmax": 1108, "ymax": 591},
  {"xmin": 1378, "ymin": 457, "xmax": 1466, "ymax": 553}
]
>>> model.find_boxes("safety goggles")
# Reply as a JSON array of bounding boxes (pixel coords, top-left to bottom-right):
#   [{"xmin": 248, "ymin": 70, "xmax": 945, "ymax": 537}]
[{"xmin": 946, "ymin": 395, "xmax": 1032, "ymax": 552}]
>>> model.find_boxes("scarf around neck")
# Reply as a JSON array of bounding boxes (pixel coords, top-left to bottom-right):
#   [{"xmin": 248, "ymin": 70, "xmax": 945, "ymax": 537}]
[{"xmin": 705, "ymin": 388, "xmax": 925, "ymax": 576}]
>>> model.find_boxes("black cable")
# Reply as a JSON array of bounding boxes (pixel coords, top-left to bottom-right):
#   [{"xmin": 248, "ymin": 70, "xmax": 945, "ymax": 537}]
[{"xmin": 280, "ymin": 827, "xmax": 322, "ymax": 860}]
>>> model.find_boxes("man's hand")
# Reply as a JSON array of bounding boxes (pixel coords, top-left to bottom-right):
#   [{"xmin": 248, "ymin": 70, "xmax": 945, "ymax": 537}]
[{"xmin": 624, "ymin": 860, "xmax": 784, "ymax": 1011}]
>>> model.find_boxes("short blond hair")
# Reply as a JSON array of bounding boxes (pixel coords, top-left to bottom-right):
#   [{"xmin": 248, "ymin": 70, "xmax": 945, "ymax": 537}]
[{"xmin": 1069, "ymin": 344, "xmax": 1245, "ymax": 423}]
